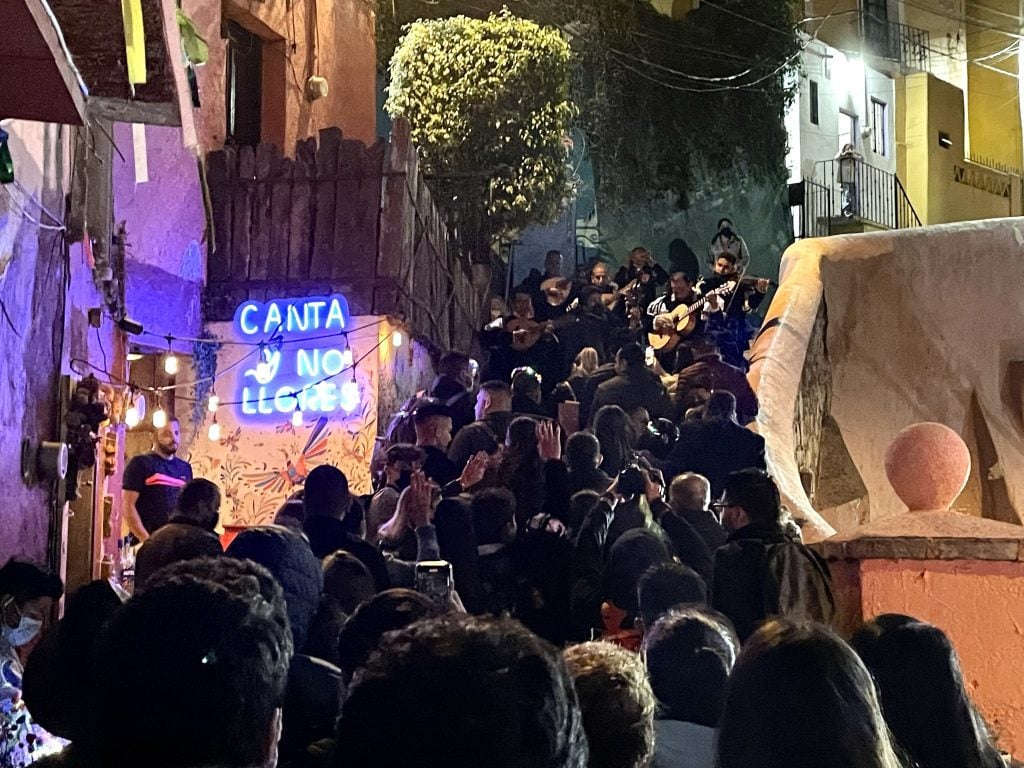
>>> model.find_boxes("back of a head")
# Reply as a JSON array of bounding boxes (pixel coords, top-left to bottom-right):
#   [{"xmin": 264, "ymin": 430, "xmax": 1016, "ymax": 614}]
[
  {"xmin": 471, "ymin": 487, "xmax": 517, "ymax": 546},
  {"xmin": 226, "ymin": 525, "xmax": 323, "ymax": 653},
  {"xmin": 637, "ymin": 562, "xmax": 707, "ymax": 625},
  {"xmin": 574, "ymin": 347, "xmax": 599, "ymax": 374},
  {"xmin": 722, "ymin": 469, "xmax": 781, "ymax": 526},
  {"xmin": 134, "ymin": 525, "xmax": 223, "ymax": 591},
  {"xmin": 568, "ymin": 490, "xmax": 601, "ymax": 531},
  {"xmin": 851, "ymin": 616, "xmax": 1004, "ymax": 768},
  {"xmin": 337, "ymin": 614, "xmax": 587, "ymax": 768},
  {"xmin": 668, "ymin": 473, "xmax": 711, "ymax": 513},
  {"xmin": 304, "ymin": 465, "xmax": 350, "ymax": 518},
  {"xmin": 480, "ymin": 379, "xmax": 512, "ymax": 409},
  {"xmin": 505, "ymin": 415, "xmax": 540, "ymax": 457},
  {"xmin": 437, "ymin": 350, "xmax": 471, "ymax": 381},
  {"xmin": 274, "ymin": 497, "xmax": 306, "ymax": 532},
  {"xmin": 92, "ymin": 557, "xmax": 292, "ymax": 768},
  {"xmin": 335, "ymin": 588, "xmax": 437, "ymax": 681},
  {"xmin": 511, "ymin": 368, "xmax": 542, "ymax": 398},
  {"xmin": 718, "ymin": 619, "xmax": 900, "ymax": 768},
  {"xmin": 592, "ymin": 406, "xmax": 630, "ymax": 474},
  {"xmin": 0, "ymin": 558, "xmax": 63, "ymax": 604},
  {"xmin": 565, "ymin": 431, "xmax": 601, "ymax": 473},
  {"xmin": 562, "ymin": 641, "xmax": 655, "ymax": 768},
  {"xmin": 617, "ymin": 343, "xmax": 646, "ymax": 371},
  {"xmin": 704, "ymin": 390, "xmax": 737, "ymax": 421},
  {"xmin": 642, "ymin": 608, "xmax": 737, "ymax": 727},
  {"xmin": 606, "ymin": 529, "xmax": 671, "ymax": 613},
  {"xmin": 175, "ymin": 478, "xmax": 222, "ymax": 529},
  {"xmin": 322, "ymin": 550, "xmax": 376, "ymax": 615}
]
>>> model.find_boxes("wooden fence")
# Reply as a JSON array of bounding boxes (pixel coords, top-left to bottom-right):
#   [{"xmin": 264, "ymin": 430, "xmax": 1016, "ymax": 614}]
[{"xmin": 203, "ymin": 119, "xmax": 484, "ymax": 352}]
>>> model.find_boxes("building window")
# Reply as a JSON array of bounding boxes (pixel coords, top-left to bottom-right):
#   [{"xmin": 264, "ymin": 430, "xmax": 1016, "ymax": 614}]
[
  {"xmin": 871, "ymin": 98, "xmax": 887, "ymax": 156},
  {"xmin": 810, "ymin": 80, "xmax": 819, "ymax": 125},
  {"xmin": 838, "ymin": 110, "xmax": 858, "ymax": 152},
  {"xmin": 226, "ymin": 21, "xmax": 262, "ymax": 147}
]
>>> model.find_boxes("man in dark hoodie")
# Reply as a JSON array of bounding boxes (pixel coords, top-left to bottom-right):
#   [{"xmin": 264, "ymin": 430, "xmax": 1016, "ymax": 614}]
[
  {"xmin": 591, "ymin": 343, "xmax": 672, "ymax": 421},
  {"xmin": 447, "ymin": 380, "xmax": 516, "ymax": 471}
]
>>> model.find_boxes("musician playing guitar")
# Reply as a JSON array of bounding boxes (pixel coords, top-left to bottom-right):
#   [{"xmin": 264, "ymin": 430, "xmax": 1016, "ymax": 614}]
[
  {"xmin": 645, "ymin": 271, "xmax": 705, "ymax": 374},
  {"xmin": 480, "ymin": 292, "xmax": 561, "ymax": 388}
]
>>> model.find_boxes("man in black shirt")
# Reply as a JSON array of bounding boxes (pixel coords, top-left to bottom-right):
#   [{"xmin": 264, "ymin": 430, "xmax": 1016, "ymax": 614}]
[
  {"xmin": 413, "ymin": 402, "xmax": 459, "ymax": 487},
  {"xmin": 122, "ymin": 418, "xmax": 193, "ymax": 542}
]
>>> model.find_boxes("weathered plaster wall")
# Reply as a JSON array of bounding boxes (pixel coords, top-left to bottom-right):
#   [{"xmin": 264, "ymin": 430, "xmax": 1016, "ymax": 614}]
[
  {"xmin": 112, "ymin": 122, "xmax": 206, "ymax": 350},
  {"xmin": 185, "ymin": 317, "xmax": 385, "ymax": 526},
  {"xmin": 188, "ymin": 0, "xmax": 377, "ymax": 154},
  {"xmin": 858, "ymin": 558, "xmax": 1024, "ymax": 757},
  {"xmin": 0, "ymin": 120, "xmax": 71, "ymax": 565}
]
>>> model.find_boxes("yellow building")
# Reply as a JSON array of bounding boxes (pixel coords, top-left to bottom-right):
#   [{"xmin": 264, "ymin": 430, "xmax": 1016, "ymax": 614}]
[{"xmin": 802, "ymin": 0, "xmax": 1023, "ymax": 226}]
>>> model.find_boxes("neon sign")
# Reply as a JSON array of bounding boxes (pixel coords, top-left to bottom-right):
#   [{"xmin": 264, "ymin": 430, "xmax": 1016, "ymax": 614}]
[{"xmin": 232, "ymin": 295, "xmax": 361, "ymax": 419}]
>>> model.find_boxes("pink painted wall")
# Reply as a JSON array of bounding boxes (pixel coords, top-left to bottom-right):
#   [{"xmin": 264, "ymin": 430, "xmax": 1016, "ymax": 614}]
[
  {"xmin": 188, "ymin": 0, "xmax": 377, "ymax": 153},
  {"xmin": 855, "ymin": 559, "xmax": 1024, "ymax": 757}
]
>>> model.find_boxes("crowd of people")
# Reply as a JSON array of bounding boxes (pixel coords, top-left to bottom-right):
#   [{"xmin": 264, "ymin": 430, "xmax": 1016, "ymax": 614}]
[{"xmin": 0, "ymin": 225, "xmax": 1016, "ymax": 767}]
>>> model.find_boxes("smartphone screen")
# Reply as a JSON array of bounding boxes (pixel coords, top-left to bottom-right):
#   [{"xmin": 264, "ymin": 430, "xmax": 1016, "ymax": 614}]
[{"xmin": 415, "ymin": 560, "xmax": 453, "ymax": 609}]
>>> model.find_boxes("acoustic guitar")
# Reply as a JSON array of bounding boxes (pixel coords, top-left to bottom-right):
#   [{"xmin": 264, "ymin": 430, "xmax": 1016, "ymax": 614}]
[{"xmin": 646, "ymin": 281, "xmax": 736, "ymax": 352}]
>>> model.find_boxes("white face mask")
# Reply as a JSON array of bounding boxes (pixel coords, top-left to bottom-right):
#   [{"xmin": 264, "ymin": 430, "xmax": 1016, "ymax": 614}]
[{"xmin": 5, "ymin": 614, "xmax": 43, "ymax": 647}]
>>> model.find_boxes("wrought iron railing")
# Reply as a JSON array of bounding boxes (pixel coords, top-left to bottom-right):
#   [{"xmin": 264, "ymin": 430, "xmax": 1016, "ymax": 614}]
[
  {"xmin": 862, "ymin": 12, "xmax": 931, "ymax": 72},
  {"xmin": 793, "ymin": 158, "xmax": 920, "ymax": 237}
]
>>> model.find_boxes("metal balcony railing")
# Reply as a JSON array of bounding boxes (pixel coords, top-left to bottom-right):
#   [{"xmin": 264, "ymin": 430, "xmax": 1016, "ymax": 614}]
[
  {"xmin": 861, "ymin": 12, "xmax": 931, "ymax": 72},
  {"xmin": 793, "ymin": 158, "xmax": 921, "ymax": 237}
]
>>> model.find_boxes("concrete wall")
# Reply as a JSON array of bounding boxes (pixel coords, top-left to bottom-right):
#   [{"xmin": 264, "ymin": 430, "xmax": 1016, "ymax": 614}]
[
  {"xmin": 788, "ymin": 41, "xmax": 897, "ymax": 183},
  {"xmin": 188, "ymin": 0, "xmax": 377, "ymax": 153},
  {"xmin": 851, "ymin": 558, "xmax": 1024, "ymax": 757},
  {"xmin": 898, "ymin": 72, "xmax": 1018, "ymax": 224},
  {"xmin": 0, "ymin": 120, "xmax": 71, "ymax": 565}
]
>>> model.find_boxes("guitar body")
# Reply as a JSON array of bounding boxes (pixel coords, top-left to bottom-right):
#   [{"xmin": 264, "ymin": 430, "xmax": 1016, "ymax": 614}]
[
  {"xmin": 648, "ymin": 303, "xmax": 698, "ymax": 351},
  {"xmin": 506, "ymin": 317, "xmax": 546, "ymax": 351}
]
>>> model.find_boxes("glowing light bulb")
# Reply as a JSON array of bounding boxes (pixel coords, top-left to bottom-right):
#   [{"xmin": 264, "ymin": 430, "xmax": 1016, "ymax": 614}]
[
  {"xmin": 125, "ymin": 406, "xmax": 140, "ymax": 428},
  {"xmin": 341, "ymin": 380, "xmax": 359, "ymax": 412},
  {"xmin": 291, "ymin": 409, "xmax": 304, "ymax": 427},
  {"xmin": 164, "ymin": 353, "xmax": 179, "ymax": 375},
  {"xmin": 207, "ymin": 394, "xmax": 220, "ymax": 413},
  {"xmin": 341, "ymin": 348, "xmax": 354, "ymax": 368},
  {"xmin": 152, "ymin": 407, "xmax": 167, "ymax": 429},
  {"xmin": 208, "ymin": 420, "xmax": 221, "ymax": 442},
  {"xmin": 391, "ymin": 330, "xmax": 403, "ymax": 347}
]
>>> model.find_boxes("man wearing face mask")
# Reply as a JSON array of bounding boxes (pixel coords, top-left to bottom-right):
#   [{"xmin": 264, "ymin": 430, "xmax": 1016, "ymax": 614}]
[
  {"xmin": 366, "ymin": 444, "xmax": 426, "ymax": 546},
  {"xmin": 0, "ymin": 559, "xmax": 64, "ymax": 767}
]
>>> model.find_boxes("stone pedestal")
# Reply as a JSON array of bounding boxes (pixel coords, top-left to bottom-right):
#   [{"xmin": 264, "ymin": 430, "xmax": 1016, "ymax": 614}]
[{"xmin": 814, "ymin": 512, "xmax": 1024, "ymax": 758}]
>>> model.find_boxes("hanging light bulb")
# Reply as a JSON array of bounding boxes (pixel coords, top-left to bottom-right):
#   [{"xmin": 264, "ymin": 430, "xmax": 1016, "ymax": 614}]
[
  {"xmin": 207, "ymin": 418, "xmax": 221, "ymax": 442},
  {"xmin": 341, "ymin": 379, "xmax": 359, "ymax": 412},
  {"xmin": 341, "ymin": 347, "xmax": 354, "ymax": 368},
  {"xmin": 152, "ymin": 406, "xmax": 168, "ymax": 429},
  {"xmin": 125, "ymin": 404, "xmax": 140, "ymax": 428},
  {"xmin": 163, "ymin": 336, "xmax": 178, "ymax": 375},
  {"xmin": 391, "ymin": 329, "xmax": 403, "ymax": 347},
  {"xmin": 255, "ymin": 343, "xmax": 272, "ymax": 380},
  {"xmin": 291, "ymin": 409, "xmax": 304, "ymax": 428},
  {"xmin": 207, "ymin": 393, "xmax": 220, "ymax": 413}
]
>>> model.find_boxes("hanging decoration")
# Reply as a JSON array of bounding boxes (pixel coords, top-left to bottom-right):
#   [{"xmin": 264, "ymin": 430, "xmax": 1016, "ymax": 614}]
[{"xmin": 121, "ymin": 0, "xmax": 148, "ymax": 87}]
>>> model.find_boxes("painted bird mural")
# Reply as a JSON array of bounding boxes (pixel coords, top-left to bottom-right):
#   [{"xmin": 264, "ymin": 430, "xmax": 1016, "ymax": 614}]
[{"xmin": 245, "ymin": 416, "xmax": 330, "ymax": 495}]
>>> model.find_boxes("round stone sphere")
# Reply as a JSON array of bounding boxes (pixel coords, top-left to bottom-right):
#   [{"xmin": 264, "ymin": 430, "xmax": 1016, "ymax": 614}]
[{"xmin": 884, "ymin": 422, "xmax": 971, "ymax": 513}]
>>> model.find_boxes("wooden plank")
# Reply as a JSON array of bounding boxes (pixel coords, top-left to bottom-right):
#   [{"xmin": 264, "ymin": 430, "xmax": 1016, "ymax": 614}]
[
  {"xmin": 331, "ymin": 139, "xmax": 366, "ymax": 280},
  {"xmin": 231, "ymin": 145, "xmax": 255, "ymax": 281},
  {"xmin": 249, "ymin": 143, "xmax": 279, "ymax": 281},
  {"xmin": 311, "ymin": 128, "xmax": 341, "ymax": 280},
  {"xmin": 206, "ymin": 147, "xmax": 233, "ymax": 283},
  {"xmin": 376, "ymin": 124, "xmax": 415, "ymax": 311},
  {"xmin": 345, "ymin": 142, "xmax": 383, "ymax": 281},
  {"xmin": 268, "ymin": 155, "xmax": 293, "ymax": 280},
  {"xmin": 288, "ymin": 137, "xmax": 316, "ymax": 280}
]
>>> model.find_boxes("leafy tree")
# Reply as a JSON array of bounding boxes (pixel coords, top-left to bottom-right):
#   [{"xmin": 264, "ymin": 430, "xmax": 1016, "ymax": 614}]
[
  {"xmin": 385, "ymin": 10, "xmax": 575, "ymax": 237},
  {"xmin": 378, "ymin": 0, "xmax": 801, "ymax": 215}
]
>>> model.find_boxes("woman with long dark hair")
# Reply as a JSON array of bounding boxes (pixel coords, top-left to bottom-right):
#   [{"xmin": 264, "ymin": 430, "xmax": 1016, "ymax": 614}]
[
  {"xmin": 717, "ymin": 619, "xmax": 902, "ymax": 768},
  {"xmin": 852, "ymin": 614, "xmax": 1007, "ymax": 768},
  {"xmin": 592, "ymin": 405, "xmax": 634, "ymax": 478}
]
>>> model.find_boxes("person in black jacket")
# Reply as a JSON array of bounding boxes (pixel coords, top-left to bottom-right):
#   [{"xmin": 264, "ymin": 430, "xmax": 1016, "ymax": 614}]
[
  {"xmin": 447, "ymin": 380, "xmax": 515, "ymax": 471},
  {"xmin": 666, "ymin": 473, "xmax": 728, "ymax": 554},
  {"xmin": 664, "ymin": 391, "xmax": 765, "ymax": 499},
  {"xmin": 710, "ymin": 469, "xmax": 833, "ymax": 642},
  {"xmin": 591, "ymin": 343, "xmax": 672, "ymax": 421},
  {"xmin": 565, "ymin": 431, "xmax": 612, "ymax": 496}
]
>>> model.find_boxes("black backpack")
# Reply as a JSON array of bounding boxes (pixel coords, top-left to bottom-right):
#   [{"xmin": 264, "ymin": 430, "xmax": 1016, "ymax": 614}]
[{"xmin": 511, "ymin": 515, "xmax": 574, "ymax": 645}]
